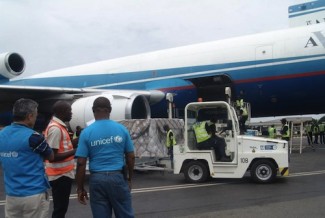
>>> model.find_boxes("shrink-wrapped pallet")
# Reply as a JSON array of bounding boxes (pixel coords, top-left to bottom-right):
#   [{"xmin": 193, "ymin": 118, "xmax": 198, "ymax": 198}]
[{"xmin": 119, "ymin": 119, "xmax": 184, "ymax": 157}]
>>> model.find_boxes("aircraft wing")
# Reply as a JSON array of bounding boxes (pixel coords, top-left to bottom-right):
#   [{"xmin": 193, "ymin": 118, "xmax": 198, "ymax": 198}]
[
  {"xmin": 0, "ymin": 84, "xmax": 164, "ymax": 104},
  {"xmin": 0, "ymin": 84, "xmax": 165, "ymax": 129},
  {"xmin": 0, "ymin": 85, "xmax": 97, "ymax": 110},
  {"xmin": 0, "ymin": 84, "xmax": 91, "ymax": 99}
]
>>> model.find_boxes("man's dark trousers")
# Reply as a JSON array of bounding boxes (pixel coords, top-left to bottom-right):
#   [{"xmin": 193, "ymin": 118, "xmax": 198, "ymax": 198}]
[{"xmin": 50, "ymin": 176, "xmax": 73, "ymax": 218}]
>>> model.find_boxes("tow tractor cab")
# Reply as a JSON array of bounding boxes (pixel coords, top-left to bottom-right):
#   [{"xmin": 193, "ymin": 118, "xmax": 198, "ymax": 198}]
[{"xmin": 173, "ymin": 101, "xmax": 289, "ymax": 183}]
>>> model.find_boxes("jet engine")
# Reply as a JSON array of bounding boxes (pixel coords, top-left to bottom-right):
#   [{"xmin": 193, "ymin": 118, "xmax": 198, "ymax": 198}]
[
  {"xmin": 70, "ymin": 92, "xmax": 151, "ymax": 130},
  {"xmin": 0, "ymin": 52, "xmax": 25, "ymax": 79}
]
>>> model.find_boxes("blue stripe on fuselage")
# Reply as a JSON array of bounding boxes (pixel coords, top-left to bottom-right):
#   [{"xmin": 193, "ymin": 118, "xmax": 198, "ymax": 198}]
[{"xmin": 4, "ymin": 54, "xmax": 325, "ymax": 91}]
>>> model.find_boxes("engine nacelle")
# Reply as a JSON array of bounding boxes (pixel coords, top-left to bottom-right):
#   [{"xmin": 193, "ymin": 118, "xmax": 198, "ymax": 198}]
[
  {"xmin": 70, "ymin": 92, "xmax": 151, "ymax": 130},
  {"xmin": 0, "ymin": 52, "xmax": 25, "ymax": 80}
]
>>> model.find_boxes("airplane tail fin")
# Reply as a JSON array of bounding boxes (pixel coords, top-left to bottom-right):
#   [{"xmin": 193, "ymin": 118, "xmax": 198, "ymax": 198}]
[{"xmin": 289, "ymin": 0, "xmax": 325, "ymax": 27}]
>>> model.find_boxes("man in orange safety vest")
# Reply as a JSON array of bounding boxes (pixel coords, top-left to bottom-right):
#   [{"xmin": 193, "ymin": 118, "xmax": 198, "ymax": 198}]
[{"xmin": 45, "ymin": 101, "xmax": 78, "ymax": 218}]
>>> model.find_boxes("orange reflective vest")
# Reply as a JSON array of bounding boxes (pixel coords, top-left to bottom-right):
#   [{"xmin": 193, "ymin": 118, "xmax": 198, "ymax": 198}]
[{"xmin": 45, "ymin": 120, "xmax": 75, "ymax": 176}]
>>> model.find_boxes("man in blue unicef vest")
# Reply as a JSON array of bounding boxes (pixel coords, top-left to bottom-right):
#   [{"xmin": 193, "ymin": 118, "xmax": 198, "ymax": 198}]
[
  {"xmin": 0, "ymin": 98, "xmax": 54, "ymax": 218},
  {"xmin": 75, "ymin": 96, "xmax": 135, "ymax": 218}
]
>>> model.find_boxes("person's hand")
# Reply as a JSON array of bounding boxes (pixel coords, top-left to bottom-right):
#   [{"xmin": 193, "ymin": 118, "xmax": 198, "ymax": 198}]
[
  {"xmin": 71, "ymin": 137, "xmax": 79, "ymax": 148},
  {"xmin": 77, "ymin": 189, "xmax": 88, "ymax": 205}
]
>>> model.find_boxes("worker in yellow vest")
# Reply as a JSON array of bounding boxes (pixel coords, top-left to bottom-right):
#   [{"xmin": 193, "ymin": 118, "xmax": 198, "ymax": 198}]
[
  {"xmin": 313, "ymin": 124, "xmax": 319, "ymax": 144},
  {"xmin": 236, "ymin": 99, "xmax": 244, "ymax": 108},
  {"xmin": 238, "ymin": 106, "xmax": 248, "ymax": 134},
  {"xmin": 268, "ymin": 125, "xmax": 276, "ymax": 139},
  {"xmin": 319, "ymin": 122, "xmax": 325, "ymax": 144},
  {"xmin": 193, "ymin": 121, "xmax": 211, "ymax": 146},
  {"xmin": 280, "ymin": 118, "xmax": 290, "ymax": 141},
  {"xmin": 163, "ymin": 124, "xmax": 177, "ymax": 168},
  {"xmin": 193, "ymin": 120, "xmax": 230, "ymax": 162},
  {"xmin": 305, "ymin": 122, "xmax": 313, "ymax": 145}
]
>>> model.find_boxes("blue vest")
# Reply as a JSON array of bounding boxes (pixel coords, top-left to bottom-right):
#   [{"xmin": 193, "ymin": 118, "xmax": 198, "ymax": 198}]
[{"xmin": 0, "ymin": 123, "xmax": 50, "ymax": 197}]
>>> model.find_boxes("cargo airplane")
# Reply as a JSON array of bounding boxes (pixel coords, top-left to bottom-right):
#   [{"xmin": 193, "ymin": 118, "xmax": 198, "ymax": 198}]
[{"xmin": 0, "ymin": 0, "xmax": 324, "ymax": 130}]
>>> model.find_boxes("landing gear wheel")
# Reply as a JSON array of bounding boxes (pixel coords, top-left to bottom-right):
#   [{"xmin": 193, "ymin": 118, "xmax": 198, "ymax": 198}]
[
  {"xmin": 250, "ymin": 159, "xmax": 276, "ymax": 183},
  {"xmin": 184, "ymin": 161, "xmax": 209, "ymax": 183}
]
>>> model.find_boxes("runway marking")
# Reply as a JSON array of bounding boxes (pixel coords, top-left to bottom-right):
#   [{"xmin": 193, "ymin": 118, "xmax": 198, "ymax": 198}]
[
  {"xmin": 287, "ymin": 169, "xmax": 325, "ymax": 177},
  {"xmin": 1, "ymin": 169, "xmax": 325, "ymax": 206},
  {"xmin": 131, "ymin": 182, "xmax": 227, "ymax": 193}
]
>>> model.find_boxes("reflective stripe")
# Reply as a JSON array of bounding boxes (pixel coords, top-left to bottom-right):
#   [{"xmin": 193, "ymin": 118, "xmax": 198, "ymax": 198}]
[{"xmin": 46, "ymin": 159, "xmax": 75, "ymax": 168}]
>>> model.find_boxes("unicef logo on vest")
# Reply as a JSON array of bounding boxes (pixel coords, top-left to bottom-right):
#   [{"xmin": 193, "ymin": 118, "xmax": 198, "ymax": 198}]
[
  {"xmin": 0, "ymin": 151, "xmax": 19, "ymax": 158},
  {"xmin": 90, "ymin": 135, "xmax": 123, "ymax": 147},
  {"xmin": 11, "ymin": 151, "xmax": 18, "ymax": 157},
  {"xmin": 114, "ymin": 136, "xmax": 123, "ymax": 143}
]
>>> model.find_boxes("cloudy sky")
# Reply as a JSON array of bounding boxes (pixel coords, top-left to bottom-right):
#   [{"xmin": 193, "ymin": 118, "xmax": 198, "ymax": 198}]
[{"xmin": 0, "ymin": 0, "xmax": 307, "ymax": 78}]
